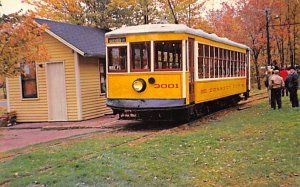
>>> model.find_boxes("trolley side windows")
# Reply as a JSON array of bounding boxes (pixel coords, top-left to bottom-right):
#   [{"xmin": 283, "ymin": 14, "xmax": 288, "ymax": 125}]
[
  {"xmin": 154, "ymin": 41, "xmax": 182, "ymax": 71},
  {"xmin": 225, "ymin": 49, "xmax": 230, "ymax": 77},
  {"xmin": 220, "ymin": 48, "xmax": 225, "ymax": 77},
  {"xmin": 241, "ymin": 53, "xmax": 246, "ymax": 76},
  {"xmin": 238, "ymin": 53, "xmax": 242, "ymax": 77},
  {"xmin": 204, "ymin": 45, "xmax": 209, "ymax": 78},
  {"xmin": 230, "ymin": 51, "xmax": 234, "ymax": 77},
  {"xmin": 209, "ymin": 46, "xmax": 215, "ymax": 78},
  {"xmin": 198, "ymin": 44, "xmax": 204, "ymax": 79},
  {"xmin": 130, "ymin": 42, "xmax": 151, "ymax": 71},
  {"xmin": 108, "ymin": 47, "xmax": 127, "ymax": 72},
  {"xmin": 215, "ymin": 47, "xmax": 220, "ymax": 78}
]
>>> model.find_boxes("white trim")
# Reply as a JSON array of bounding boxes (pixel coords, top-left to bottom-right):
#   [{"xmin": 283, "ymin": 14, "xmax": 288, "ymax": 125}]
[
  {"xmin": 106, "ymin": 46, "xmax": 109, "ymax": 97},
  {"xmin": 74, "ymin": 53, "xmax": 82, "ymax": 120},
  {"xmin": 106, "ymin": 43, "xmax": 128, "ymax": 47},
  {"xmin": 151, "ymin": 41, "xmax": 154, "ymax": 72},
  {"xmin": 182, "ymin": 40, "xmax": 186, "ymax": 98},
  {"xmin": 186, "ymin": 40, "xmax": 189, "ymax": 72},
  {"xmin": 197, "ymin": 76, "xmax": 247, "ymax": 82},
  {"xmin": 98, "ymin": 58, "xmax": 106, "ymax": 95},
  {"xmin": 218, "ymin": 48, "xmax": 220, "ymax": 78},
  {"xmin": 211, "ymin": 47, "xmax": 216, "ymax": 78},
  {"xmin": 208, "ymin": 46, "xmax": 211, "ymax": 78},
  {"xmin": 45, "ymin": 29, "xmax": 85, "ymax": 56},
  {"xmin": 229, "ymin": 51, "xmax": 232, "ymax": 77},
  {"xmin": 127, "ymin": 43, "xmax": 130, "ymax": 73},
  {"xmin": 6, "ymin": 78, "xmax": 10, "ymax": 112},
  {"xmin": 248, "ymin": 51, "xmax": 251, "ymax": 90},
  {"xmin": 203, "ymin": 45, "xmax": 206, "ymax": 79},
  {"xmin": 194, "ymin": 41, "xmax": 199, "ymax": 81},
  {"xmin": 20, "ymin": 62, "xmax": 40, "ymax": 100},
  {"xmin": 239, "ymin": 53, "xmax": 242, "ymax": 77}
]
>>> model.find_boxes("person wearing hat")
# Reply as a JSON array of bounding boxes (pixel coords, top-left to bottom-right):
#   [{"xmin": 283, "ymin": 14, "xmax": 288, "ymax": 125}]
[
  {"xmin": 269, "ymin": 69, "xmax": 285, "ymax": 109},
  {"xmin": 286, "ymin": 67, "xmax": 299, "ymax": 107}
]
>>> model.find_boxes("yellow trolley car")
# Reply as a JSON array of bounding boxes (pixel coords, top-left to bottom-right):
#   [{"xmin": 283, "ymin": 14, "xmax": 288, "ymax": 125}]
[{"xmin": 105, "ymin": 24, "xmax": 250, "ymax": 121}]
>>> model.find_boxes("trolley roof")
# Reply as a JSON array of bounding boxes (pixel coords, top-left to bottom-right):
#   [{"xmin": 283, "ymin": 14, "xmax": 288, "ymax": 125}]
[{"xmin": 106, "ymin": 24, "xmax": 249, "ymax": 50}]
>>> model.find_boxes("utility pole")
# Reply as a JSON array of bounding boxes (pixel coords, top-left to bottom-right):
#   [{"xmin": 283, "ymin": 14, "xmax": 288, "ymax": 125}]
[{"xmin": 265, "ymin": 9, "xmax": 272, "ymax": 66}]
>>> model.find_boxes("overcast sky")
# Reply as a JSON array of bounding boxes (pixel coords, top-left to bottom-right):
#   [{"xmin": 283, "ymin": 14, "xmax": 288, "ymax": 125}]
[
  {"xmin": 0, "ymin": 0, "xmax": 225, "ymax": 15},
  {"xmin": 0, "ymin": 0, "xmax": 34, "ymax": 15}
]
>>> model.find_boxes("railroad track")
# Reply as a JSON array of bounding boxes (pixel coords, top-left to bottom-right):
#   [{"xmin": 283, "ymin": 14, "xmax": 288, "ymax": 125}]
[
  {"xmin": 0, "ymin": 92, "xmax": 269, "ymax": 185},
  {"xmin": 0, "ymin": 92, "xmax": 268, "ymax": 162},
  {"xmin": 106, "ymin": 92, "xmax": 269, "ymax": 148}
]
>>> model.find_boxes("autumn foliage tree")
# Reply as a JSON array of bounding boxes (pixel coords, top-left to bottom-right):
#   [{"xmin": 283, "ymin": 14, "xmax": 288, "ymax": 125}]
[
  {"xmin": 22, "ymin": 0, "xmax": 299, "ymax": 89},
  {"xmin": 206, "ymin": 0, "xmax": 299, "ymax": 89},
  {"xmin": 24, "ymin": 0, "xmax": 85, "ymax": 25},
  {"xmin": 25, "ymin": 0, "xmax": 161, "ymax": 28},
  {"xmin": 0, "ymin": 13, "xmax": 48, "ymax": 77},
  {"xmin": 157, "ymin": 0, "xmax": 207, "ymax": 27}
]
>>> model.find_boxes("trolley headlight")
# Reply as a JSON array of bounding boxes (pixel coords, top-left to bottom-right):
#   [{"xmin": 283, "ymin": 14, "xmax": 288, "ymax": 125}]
[{"xmin": 132, "ymin": 79, "xmax": 147, "ymax": 92}]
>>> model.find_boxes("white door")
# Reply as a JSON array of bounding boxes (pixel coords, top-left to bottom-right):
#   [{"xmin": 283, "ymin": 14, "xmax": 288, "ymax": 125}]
[{"xmin": 47, "ymin": 62, "xmax": 68, "ymax": 121}]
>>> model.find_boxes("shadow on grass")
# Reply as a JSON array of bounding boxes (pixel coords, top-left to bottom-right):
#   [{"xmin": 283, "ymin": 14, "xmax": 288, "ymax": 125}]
[{"xmin": 121, "ymin": 120, "xmax": 184, "ymax": 132}]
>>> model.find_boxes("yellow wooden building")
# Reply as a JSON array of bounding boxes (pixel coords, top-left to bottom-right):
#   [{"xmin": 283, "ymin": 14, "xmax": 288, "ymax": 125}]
[{"xmin": 6, "ymin": 19, "xmax": 111, "ymax": 122}]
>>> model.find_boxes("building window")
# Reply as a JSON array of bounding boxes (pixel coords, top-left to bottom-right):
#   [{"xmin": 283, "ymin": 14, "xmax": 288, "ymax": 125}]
[
  {"xmin": 21, "ymin": 62, "xmax": 38, "ymax": 99},
  {"xmin": 154, "ymin": 41, "xmax": 182, "ymax": 71},
  {"xmin": 131, "ymin": 42, "xmax": 151, "ymax": 71},
  {"xmin": 99, "ymin": 61, "xmax": 106, "ymax": 94},
  {"xmin": 108, "ymin": 46, "xmax": 127, "ymax": 72}
]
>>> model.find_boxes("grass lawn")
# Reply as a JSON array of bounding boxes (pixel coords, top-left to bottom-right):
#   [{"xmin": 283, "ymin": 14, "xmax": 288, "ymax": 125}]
[{"xmin": 0, "ymin": 96, "xmax": 299, "ymax": 186}]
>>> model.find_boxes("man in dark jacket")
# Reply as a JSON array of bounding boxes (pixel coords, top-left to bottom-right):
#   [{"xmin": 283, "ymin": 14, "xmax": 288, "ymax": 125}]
[{"xmin": 286, "ymin": 67, "xmax": 299, "ymax": 107}]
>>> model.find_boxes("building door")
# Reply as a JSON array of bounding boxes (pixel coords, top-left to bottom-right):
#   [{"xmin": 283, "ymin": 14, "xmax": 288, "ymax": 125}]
[
  {"xmin": 47, "ymin": 62, "xmax": 67, "ymax": 121},
  {"xmin": 188, "ymin": 38, "xmax": 195, "ymax": 104}
]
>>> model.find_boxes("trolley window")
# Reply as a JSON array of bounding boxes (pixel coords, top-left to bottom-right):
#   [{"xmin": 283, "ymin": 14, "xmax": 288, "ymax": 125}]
[
  {"xmin": 154, "ymin": 41, "xmax": 182, "ymax": 71},
  {"xmin": 198, "ymin": 44, "xmax": 204, "ymax": 79},
  {"xmin": 204, "ymin": 45, "xmax": 209, "ymax": 78},
  {"xmin": 108, "ymin": 47, "xmax": 127, "ymax": 72},
  {"xmin": 131, "ymin": 42, "xmax": 151, "ymax": 71}
]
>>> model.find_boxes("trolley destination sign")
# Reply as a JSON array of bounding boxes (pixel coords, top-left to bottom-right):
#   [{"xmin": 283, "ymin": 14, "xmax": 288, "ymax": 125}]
[{"xmin": 108, "ymin": 37, "xmax": 126, "ymax": 43}]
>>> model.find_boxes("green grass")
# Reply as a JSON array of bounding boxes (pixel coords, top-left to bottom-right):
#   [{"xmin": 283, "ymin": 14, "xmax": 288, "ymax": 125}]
[
  {"xmin": 0, "ymin": 96, "xmax": 299, "ymax": 186},
  {"xmin": 250, "ymin": 83, "xmax": 267, "ymax": 95}
]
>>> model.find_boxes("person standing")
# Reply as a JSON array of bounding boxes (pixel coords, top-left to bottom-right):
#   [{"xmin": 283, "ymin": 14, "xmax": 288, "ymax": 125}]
[
  {"xmin": 269, "ymin": 70, "xmax": 285, "ymax": 110},
  {"xmin": 279, "ymin": 66, "xmax": 289, "ymax": 96},
  {"xmin": 286, "ymin": 67, "xmax": 299, "ymax": 107}
]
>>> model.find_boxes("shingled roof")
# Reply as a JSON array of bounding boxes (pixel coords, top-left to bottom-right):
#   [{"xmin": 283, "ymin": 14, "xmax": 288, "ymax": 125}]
[{"xmin": 35, "ymin": 18, "xmax": 107, "ymax": 57}]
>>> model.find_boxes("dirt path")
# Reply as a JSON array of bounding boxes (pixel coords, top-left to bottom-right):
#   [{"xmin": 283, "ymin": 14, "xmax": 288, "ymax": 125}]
[{"xmin": 0, "ymin": 115, "xmax": 127, "ymax": 153}]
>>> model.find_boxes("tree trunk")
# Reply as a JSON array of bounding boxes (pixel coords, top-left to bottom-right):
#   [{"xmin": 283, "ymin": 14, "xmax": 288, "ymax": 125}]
[
  {"xmin": 287, "ymin": 0, "xmax": 294, "ymax": 66},
  {"xmin": 275, "ymin": 36, "xmax": 285, "ymax": 67},
  {"xmin": 265, "ymin": 10, "xmax": 272, "ymax": 66},
  {"xmin": 252, "ymin": 49, "xmax": 261, "ymax": 90}
]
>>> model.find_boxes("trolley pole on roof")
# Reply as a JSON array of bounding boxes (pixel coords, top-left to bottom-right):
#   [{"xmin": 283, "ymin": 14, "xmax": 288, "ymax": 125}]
[{"xmin": 265, "ymin": 9, "xmax": 272, "ymax": 66}]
